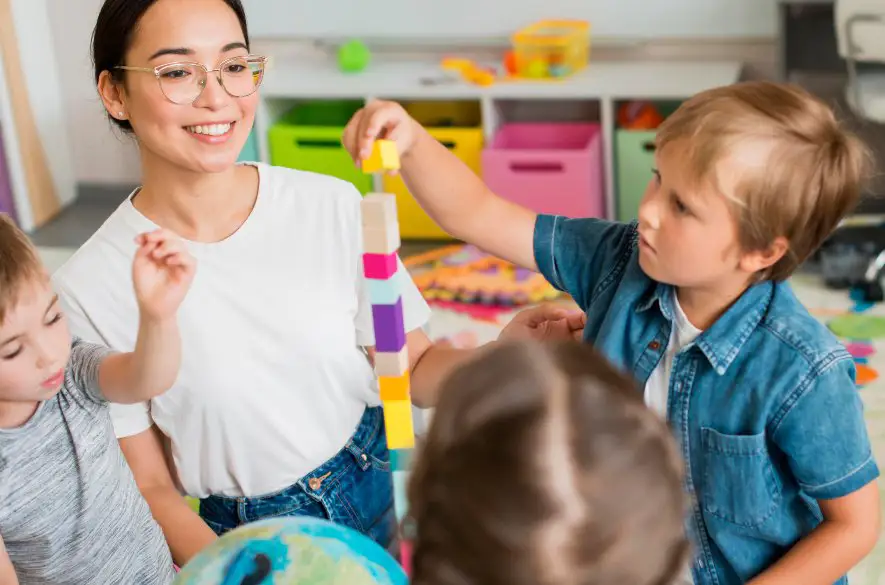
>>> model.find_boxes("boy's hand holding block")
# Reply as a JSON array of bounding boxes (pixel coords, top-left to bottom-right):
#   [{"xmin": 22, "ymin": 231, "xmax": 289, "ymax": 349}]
[{"xmin": 362, "ymin": 140, "xmax": 401, "ymax": 173}]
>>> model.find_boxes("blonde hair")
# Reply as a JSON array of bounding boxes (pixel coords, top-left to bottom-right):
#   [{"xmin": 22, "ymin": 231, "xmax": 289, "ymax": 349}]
[
  {"xmin": 656, "ymin": 81, "xmax": 874, "ymax": 281},
  {"xmin": 0, "ymin": 214, "xmax": 45, "ymax": 323},
  {"xmin": 408, "ymin": 340, "xmax": 688, "ymax": 585}
]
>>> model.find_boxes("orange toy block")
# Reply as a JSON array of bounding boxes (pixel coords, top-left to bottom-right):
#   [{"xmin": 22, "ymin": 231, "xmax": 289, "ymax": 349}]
[
  {"xmin": 379, "ymin": 371, "xmax": 410, "ymax": 401},
  {"xmin": 362, "ymin": 140, "xmax": 401, "ymax": 173},
  {"xmin": 361, "ymin": 193, "xmax": 398, "ymax": 228},
  {"xmin": 374, "ymin": 346, "xmax": 409, "ymax": 377},
  {"xmin": 383, "ymin": 399, "xmax": 415, "ymax": 449}
]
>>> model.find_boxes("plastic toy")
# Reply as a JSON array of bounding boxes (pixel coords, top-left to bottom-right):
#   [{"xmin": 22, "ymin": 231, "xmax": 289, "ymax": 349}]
[
  {"xmin": 362, "ymin": 139, "xmax": 401, "ymax": 173},
  {"xmin": 617, "ymin": 101, "xmax": 665, "ymax": 130},
  {"xmin": 360, "ymin": 166, "xmax": 415, "ymax": 573},
  {"xmin": 337, "ymin": 39, "xmax": 371, "ymax": 73},
  {"xmin": 440, "ymin": 57, "xmax": 497, "ymax": 86},
  {"xmin": 511, "ymin": 20, "xmax": 590, "ymax": 80}
]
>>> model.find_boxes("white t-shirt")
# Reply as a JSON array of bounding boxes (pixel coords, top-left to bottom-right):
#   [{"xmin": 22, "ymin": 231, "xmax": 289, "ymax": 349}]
[
  {"xmin": 644, "ymin": 294, "xmax": 701, "ymax": 585},
  {"xmin": 52, "ymin": 163, "xmax": 431, "ymax": 498}
]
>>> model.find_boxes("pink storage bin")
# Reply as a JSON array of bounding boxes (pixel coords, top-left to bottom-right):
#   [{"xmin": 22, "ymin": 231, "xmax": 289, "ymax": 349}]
[{"xmin": 481, "ymin": 123, "xmax": 604, "ymax": 218}]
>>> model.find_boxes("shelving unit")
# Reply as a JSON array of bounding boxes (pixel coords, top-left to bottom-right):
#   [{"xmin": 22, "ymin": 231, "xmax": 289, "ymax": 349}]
[{"xmin": 251, "ymin": 54, "xmax": 743, "ymax": 235}]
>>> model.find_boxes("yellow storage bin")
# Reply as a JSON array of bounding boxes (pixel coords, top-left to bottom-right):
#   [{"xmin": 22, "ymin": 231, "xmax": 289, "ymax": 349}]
[{"xmin": 384, "ymin": 102, "xmax": 483, "ymax": 240}]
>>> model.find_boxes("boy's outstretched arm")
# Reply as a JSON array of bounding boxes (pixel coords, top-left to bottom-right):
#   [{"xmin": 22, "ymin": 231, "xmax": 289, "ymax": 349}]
[
  {"xmin": 0, "ymin": 536, "xmax": 20, "ymax": 585},
  {"xmin": 747, "ymin": 482, "xmax": 880, "ymax": 585},
  {"xmin": 343, "ymin": 101, "xmax": 538, "ymax": 271},
  {"xmin": 99, "ymin": 230, "xmax": 196, "ymax": 404}
]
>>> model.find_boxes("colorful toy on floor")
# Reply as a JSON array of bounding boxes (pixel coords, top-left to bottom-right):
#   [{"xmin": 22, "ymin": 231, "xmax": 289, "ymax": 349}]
[
  {"xmin": 360, "ymin": 144, "xmax": 414, "ymax": 574},
  {"xmin": 403, "ymin": 244, "xmax": 563, "ymax": 313}
]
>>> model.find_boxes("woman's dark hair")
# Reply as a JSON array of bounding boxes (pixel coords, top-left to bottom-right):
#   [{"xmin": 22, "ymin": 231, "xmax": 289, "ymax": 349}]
[
  {"xmin": 408, "ymin": 340, "xmax": 689, "ymax": 585},
  {"xmin": 91, "ymin": 0, "xmax": 250, "ymax": 132}
]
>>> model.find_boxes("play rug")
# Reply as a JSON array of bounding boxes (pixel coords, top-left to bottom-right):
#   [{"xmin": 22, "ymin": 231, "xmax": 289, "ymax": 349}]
[
  {"xmin": 423, "ymin": 272, "xmax": 885, "ymax": 584},
  {"xmin": 403, "ymin": 244, "xmax": 564, "ymax": 322}
]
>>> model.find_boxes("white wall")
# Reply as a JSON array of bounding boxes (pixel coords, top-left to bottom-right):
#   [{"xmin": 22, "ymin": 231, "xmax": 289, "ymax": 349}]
[{"xmin": 48, "ymin": 0, "xmax": 141, "ymax": 185}]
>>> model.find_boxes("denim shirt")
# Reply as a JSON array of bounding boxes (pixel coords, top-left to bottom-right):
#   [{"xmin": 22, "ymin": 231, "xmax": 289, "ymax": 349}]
[{"xmin": 534, "ymin": 215, "xmax": 879, "ymax": 585}]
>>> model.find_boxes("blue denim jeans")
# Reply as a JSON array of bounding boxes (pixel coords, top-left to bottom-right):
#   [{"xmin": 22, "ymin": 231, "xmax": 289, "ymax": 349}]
[{"xmin": 199, "ymin": 406, "xmax": 395, "ymax": 549}]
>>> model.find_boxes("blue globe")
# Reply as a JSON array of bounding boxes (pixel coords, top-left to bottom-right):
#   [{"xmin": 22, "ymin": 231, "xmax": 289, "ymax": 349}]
[{"xmin": 174, "ymin": 517, "xmax": 407, "ymax": 585}]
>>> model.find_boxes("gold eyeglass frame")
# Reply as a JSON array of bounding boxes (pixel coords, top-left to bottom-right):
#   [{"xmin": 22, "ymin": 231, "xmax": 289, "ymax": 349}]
[{"xmin": 114, "ymin": 54, "xmax": 269, "ymax": 105}]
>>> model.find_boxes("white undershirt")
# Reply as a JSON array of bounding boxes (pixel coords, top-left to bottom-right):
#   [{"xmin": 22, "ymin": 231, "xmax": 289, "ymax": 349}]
[
  {"xmin": 644, "ymin": 294, "xmax": 702, "ymax": 585},
  {"xmin": 51, "ymin": 163, "xmax": 431, "ymax": 498}
]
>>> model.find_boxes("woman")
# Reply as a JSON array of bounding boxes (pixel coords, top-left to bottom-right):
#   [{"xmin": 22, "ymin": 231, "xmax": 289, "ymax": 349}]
[{"xmin": 53, "ymin": 0, "xmax": 583, "ymax": 567}]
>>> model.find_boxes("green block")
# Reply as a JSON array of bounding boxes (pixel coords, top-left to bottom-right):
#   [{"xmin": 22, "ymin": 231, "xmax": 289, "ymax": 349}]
[
  {"xmin": 392, "ymin": 470, "xmax": 409, "ymax": 521},
  {"xmin": 390, "ymin": 448, "xmax": 413, "ymax": 471}
]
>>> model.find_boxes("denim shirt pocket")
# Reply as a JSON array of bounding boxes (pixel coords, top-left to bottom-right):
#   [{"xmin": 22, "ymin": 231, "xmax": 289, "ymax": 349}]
[{"xmin": 701, "ymin": 427, "xmax": 782, "ymax": 528}]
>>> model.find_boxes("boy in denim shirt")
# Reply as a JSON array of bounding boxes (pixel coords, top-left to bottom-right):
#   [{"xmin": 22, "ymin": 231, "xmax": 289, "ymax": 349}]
[{"xmin": 343, "ymin": 81, "xmax": 881, "ymax": 585}]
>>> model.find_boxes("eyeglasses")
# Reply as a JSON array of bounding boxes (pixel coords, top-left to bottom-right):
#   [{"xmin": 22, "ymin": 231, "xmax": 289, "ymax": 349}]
[{"xmin": 115, "ymin": 55, "xmax": 268, "ymax": 105}]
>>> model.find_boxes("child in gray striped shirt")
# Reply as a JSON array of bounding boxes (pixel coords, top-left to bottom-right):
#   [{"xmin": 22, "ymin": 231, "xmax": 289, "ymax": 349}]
[{"xmin": 0, "ymin": 215, "xmax": 196, "ymax": 584}]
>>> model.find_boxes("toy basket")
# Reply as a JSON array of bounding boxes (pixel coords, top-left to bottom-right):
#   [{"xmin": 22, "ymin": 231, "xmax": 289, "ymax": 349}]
[{"xmin": 511, "ymin": 19, "xmax": 590, "ymax": 79}]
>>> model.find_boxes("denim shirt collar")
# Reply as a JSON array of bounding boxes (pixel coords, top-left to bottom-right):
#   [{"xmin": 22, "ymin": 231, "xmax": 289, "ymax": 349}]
[{"xmin": 638, "ymin": 280, "xmax": 775, "ymax": 375}]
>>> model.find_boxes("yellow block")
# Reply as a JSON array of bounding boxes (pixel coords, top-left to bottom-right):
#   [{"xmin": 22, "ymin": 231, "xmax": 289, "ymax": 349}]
[
  {"xmin": 383, "ymin": 399, "xmax": 415, "ymax": 449},
  {"xmin": 362, "ymin": 139, "xmax": 400, "ymax": 173},
  {"xmin": 383, "ymin": 127, "xmax": 483, "ymax": 239},
  {"xmin": 379, "ymin": 371, "xmax": 410, "ymax": 401}
]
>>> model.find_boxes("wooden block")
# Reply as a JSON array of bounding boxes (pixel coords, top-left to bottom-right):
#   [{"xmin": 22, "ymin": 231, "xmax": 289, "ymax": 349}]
[
  {"xmin": 367, "ymin": 267, "xmax": 404, "ymax": 305},
  {"xmin": 383, "ymin": 399, "xmax": 415, "ymax": 449},
  {"xmin": 379, "ymin": 371, "xmax": 410, "ymax": 401},
  {"xmin": 361, "ymin": 193, "xmax": 398, "ymax": 228},
  {"xmin": 362, "ymin": 140, "xmax": 401, "ymax": 173},
  {"xmin": 392, "ymin": 470, "xmax": 409, "ymax": 521},
  {"xmin": 374, "ymin": 346, "xmax": 409, "ymax": 377},
  {"xmin": 363, "ymin": 251, "xmax": 398, "ymax": 280},
  {"xmin": 389, "ymin": 448, "xmax": 414, "ymax": 472},
  {"xmin": 372, "ymin": 298, "xmax": 406, "ymax": 352},
  {"xmin": 362, "ymin": 221, "xmax": 401, "ymax": 256}
]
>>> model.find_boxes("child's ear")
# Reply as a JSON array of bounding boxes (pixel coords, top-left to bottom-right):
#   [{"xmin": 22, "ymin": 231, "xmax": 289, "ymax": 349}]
[{"xmin": 740, "ymin": 236, "xmax": 789, "ymax": 274}]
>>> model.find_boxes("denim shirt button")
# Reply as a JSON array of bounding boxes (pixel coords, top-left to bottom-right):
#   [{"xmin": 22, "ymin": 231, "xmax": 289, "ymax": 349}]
[
  {"xmin": 648, "ymin": 340, "xmax": 662, "ymax": 351},
  {"xmin": 361, "ymin": 454, "xmax": 367, "ymax": 461}
]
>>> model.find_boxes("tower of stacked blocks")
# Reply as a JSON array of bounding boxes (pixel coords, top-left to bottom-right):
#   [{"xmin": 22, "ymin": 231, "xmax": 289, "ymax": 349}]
[{"xmin": 360, "ymin": 139, "xmax": 415, "ymax": 573}]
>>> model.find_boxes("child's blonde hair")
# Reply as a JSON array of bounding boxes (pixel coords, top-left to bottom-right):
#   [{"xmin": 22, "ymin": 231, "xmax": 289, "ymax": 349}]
[
  {"xmin": 0, "ymin": 214, "xmax": 44, "ymax": 323},
  {"xmin": 656, "ymin": 80, "xmax": 874, "ymax": 281},
  {"xmin": 407, "ymin": 340, "xmax": 688, "ymax": 585}
]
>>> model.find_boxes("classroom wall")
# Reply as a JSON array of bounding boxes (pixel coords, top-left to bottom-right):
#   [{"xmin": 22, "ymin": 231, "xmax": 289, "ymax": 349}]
[{"xmin": 48, "ymin": 0, "xmax": 141, "ymax": 185}]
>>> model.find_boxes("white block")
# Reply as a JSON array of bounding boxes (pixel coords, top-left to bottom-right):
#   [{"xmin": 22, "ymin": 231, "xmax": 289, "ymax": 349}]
[
  {"xmin": 361, "ymin": 193, "xmax": 398, "ymax": 229},
  {"xmin": 375, "ymin": 346, "xmax": 410, "ymax": 377},
  {"xmin": 362, "ymin": 220, "xmax": 401, "ymax": 255}
]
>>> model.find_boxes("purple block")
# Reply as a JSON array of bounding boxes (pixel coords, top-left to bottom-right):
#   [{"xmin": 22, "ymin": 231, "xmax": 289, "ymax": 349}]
[{"xmin": 372, "ymin": 297, "xmax": 406, "ymax": 352}]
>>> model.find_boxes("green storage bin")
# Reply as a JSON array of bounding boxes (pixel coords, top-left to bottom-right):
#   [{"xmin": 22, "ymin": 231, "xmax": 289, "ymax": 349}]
[
  {"xmin": 268, "ymin": 100, "xmax": 372, "ymax": 193},
  {"xmin": 615, "ymin": 130, "xmax": 657, "ymax": 222}
]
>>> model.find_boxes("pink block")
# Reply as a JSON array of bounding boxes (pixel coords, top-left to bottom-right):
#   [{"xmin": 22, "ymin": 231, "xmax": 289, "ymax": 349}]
[
  {"xmin": 482, "ymin": 123, "xmax": 604, "ymax": 218},
  {"xmin": 363, "ymin": 252, "xmax": 397, "ymax": 279},
  {"xmin": 400, "ymin": 540, "xmax": 412, "ymax": 576}
]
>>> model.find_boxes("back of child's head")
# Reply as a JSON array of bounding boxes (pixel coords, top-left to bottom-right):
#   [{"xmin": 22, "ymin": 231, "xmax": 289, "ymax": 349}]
[
  {"xmin": 407, "ymin": 340, "xmax": 688, "ymax": 585},
  {"xmin": 655, "ymin": 80, "xmax": 874, "ymax": 281},
  {"xmin": 0, "ymin": 213, "xmax": 44, "ymax": 324}
]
